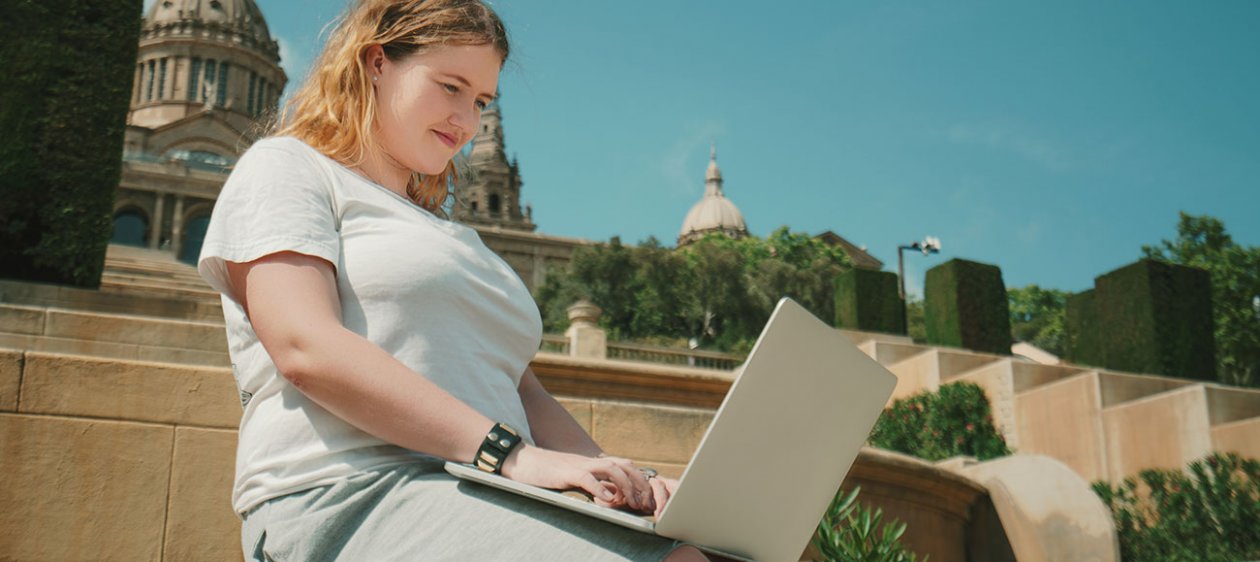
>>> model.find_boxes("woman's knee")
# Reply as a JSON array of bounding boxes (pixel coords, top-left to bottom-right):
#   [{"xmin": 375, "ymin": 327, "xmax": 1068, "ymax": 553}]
[{"xmin": 664, "ymin": 544, "xmax": 710, "ymax": 562}]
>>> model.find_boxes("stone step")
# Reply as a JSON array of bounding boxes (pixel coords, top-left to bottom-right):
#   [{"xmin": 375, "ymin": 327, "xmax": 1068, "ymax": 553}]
[
  {"xmin": 98, "ymin": 278, "xmax": 221, "ymax": 301},
  {"xmin": 0, "ymin": 304, "xmax": 229, "ymax": 367},
  {"xmin": 1, "ymin": 279, "xmax": 223, "ymax": 322},
  {"xmin": 100, "ymin": 272, "xmax": 215, "ymax": 294},
  {"xmin": 0, "ymin": 332, "xmax": 229, "ymax": 367}
]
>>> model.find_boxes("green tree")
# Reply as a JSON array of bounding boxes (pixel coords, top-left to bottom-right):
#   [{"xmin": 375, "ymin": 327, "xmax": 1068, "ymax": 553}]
[
  {"xmin": 1007, "ymin": 285, "xmax": 1069, "ymax": 356},
  {"xmin": 535, "ymin": 228, "xmax": 852, "ymax": 352},
  {"xmin": 905, "ymin": 297, "xmax": 926, "ymax": 343},
  {"xmin": 1142, "ymin": 213, "xmax": 1260, "ymax": 387}
]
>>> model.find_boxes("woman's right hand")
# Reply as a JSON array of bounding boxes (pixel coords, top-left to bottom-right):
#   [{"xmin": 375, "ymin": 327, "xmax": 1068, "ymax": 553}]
[{"xmin": 500, "ymin": 445, "xmax": 656, "ymax": 512}]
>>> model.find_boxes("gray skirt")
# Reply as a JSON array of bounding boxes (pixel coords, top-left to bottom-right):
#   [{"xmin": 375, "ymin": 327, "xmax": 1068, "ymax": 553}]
[{"xmin": 241, "ymin": 457, "xmax": 680, "ymax": 561}]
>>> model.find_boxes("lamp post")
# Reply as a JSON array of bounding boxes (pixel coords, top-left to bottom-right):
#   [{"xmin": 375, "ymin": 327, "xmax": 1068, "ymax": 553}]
[{"xmin": 897, "ymin": 236, "xmax": 942, "ymax": 300}]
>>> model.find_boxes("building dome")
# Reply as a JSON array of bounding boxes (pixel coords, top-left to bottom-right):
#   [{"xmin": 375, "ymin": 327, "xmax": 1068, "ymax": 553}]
[
  {"xmin": 145, "ymin": 0, "xmax": 276, "ymax": 54},
  {"xmin": 128, "ymin": 0, "xmax": 286, "ymax": 137},
  {"xmin": 678, "ymin": 147, "xmax": 748, "ymax": 245}
]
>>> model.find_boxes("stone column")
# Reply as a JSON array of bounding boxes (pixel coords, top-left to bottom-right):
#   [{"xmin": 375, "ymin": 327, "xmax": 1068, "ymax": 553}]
[
  {"xmin": 565, "ymin": 300, "xmax": 606, "ymax": 359},
  {"xmin": 149, "ymin": 193, "xmax": 165, "ymax": 249},
  {"xmin": 171, "ymin": 194, "xmax": 185, "ymax": 258}
]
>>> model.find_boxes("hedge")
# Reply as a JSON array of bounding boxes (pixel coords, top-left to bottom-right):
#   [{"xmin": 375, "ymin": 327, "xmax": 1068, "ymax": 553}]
[
  {"xmin": 1067, "ymin": 260, "xmax": 1216, "ymax": 380},
  {"xmin": 1065, "ymin": 289, "xmax": 1105, "ymax": 368},
  {"xmin": 834, "ymin": 268, "xmax": 906, "ymax": 335},
  {"xmin": 923, "ymin": 258, "xmax": 1012, "ymax": 355},
  {"xmin": 0, "ymin": 0, "xmax": 143, "ymax": 287}
]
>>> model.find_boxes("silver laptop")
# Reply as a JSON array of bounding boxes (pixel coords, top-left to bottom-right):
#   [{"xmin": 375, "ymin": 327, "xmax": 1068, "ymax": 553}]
[{"xmin": 446, "ymin": 298, "xmax": 897, "ymax": 562}]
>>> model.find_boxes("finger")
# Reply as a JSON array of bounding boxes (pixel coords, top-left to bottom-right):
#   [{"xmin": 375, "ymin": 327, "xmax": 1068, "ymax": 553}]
[
  {"xmin": 662, "ymin": 477, "xmax": 680, "ymax": 496},
  {"xmin": 574, "ymin": 472, "xmax": 616, "ymax": 503},
  {"xmin": 592, "ymin": 481, "xmax": 623, "ymax": 508},
  {"xmin": 591, "ymin": 460, "xmax": 641, "ymax": 510},
  {"xmin": 649, "ymin": 475, "xmax": 669, "ymax": 518},
  {"xmin": 604, "ymin": 457, "xmax": 654, "ymax": 512}
]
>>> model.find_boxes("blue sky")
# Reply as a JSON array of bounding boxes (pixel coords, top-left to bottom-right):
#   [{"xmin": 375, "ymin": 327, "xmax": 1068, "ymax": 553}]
[{"xmin": 155, "ymin": 0, "xmax": 1260, "ymax": 296}]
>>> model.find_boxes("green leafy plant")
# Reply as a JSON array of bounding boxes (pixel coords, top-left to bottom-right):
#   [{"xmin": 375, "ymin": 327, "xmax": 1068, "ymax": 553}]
[
  {"xmin": 813, "ymin": 486, "xmax": 925, "ymax": 562},
  {"xmin": 868, "ymin": 382, "xmax": 1011, "ymax": 462},
  {"xmin": 1092, "ymin": 452, "xmax": 1260, "ymax": 562}
]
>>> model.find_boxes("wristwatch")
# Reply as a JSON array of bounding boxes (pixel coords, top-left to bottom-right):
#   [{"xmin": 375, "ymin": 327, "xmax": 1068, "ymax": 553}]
[{"xmin": 474, "ymin": 422, "xmax": 522, "ymax": 474}]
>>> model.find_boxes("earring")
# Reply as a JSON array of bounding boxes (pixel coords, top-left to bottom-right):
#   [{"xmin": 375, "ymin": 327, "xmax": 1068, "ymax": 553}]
[{"xmin": 372, "ymin": 76, "xmax": 378, "ymax": 82}]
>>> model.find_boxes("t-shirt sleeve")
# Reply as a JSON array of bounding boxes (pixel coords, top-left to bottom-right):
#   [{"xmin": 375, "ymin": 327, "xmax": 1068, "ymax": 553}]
[{"xmin": 197, "ymin": 138, "xmax": 340, "ymax": 304}]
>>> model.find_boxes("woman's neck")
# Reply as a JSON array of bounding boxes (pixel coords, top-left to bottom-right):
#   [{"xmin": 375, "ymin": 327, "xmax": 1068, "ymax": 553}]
[{"xmin": 355, "ymin": 149, "xmax": 411, "ymax": 198}]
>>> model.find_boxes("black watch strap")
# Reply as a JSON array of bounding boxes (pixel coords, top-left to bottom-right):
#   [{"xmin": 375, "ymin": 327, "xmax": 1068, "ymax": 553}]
[{"xmin": 474, "ymin": 422, "xmax": 522, "ymax": 474}]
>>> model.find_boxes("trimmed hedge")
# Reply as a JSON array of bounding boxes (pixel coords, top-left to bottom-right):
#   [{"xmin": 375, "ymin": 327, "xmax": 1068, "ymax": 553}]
[
  {"xmin": 0, "ymin": 0, "xmax": 142, "ymax": 287},
  {"xmin": 1065, "ymin": 289, "xmax": 1105, "ymax": 368},
  {"xmin": 923, "ymin": 259, "xmax": 1012, "ymax": 355},
  {"xmin": 1067, "ymin": 260, "xmax": 1216, "ymax": 380},
  {"xmin": 834, "ymin": 268, "xmax": 906, "ymax": 335}
]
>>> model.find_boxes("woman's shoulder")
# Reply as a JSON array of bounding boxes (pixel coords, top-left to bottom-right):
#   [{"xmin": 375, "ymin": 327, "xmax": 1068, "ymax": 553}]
[{"xmin": 241, "ymin": 135, "xmax": 324, "ymax": 164}]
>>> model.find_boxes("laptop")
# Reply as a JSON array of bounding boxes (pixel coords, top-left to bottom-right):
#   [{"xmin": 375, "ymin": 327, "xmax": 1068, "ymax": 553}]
[{"xmin": 446, "ymin": 297, "xmax": 897, "ymax": 562}]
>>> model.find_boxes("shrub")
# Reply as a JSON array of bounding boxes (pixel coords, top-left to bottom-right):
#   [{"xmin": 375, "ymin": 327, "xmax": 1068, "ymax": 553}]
[
  {"xmin": 869, "ymin": 382, "xmax": 1011, "ymax": 462},
  {"xmin": 1092, "ymin": 452, "xmax": 1260, "ymax": 562},
  {"xmin": 0, "ymin": 0, "xmax": 142, "ymax": 286},
  {"xmin": 814, "ymin": 486, "xmax": 924, "ymax": 562},
  {"xmin": 835, "ymin": 268, "xmax": 906, "ymax": 335},
  {"xmin": 1067, "ymin": 260, "xmax": 1217, "ymax": 381},
  {"xmin": 923, "ymin": 259, "xmax": 1012, "ymax": 355}
]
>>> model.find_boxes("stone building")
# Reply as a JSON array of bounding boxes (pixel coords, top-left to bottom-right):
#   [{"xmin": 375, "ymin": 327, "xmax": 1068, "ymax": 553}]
[
  {"xmin": 452, "ymin": 103, "xmax": 535, "ymax": 232},
  {"xmin": 677, "ymin": 147, "xmax": 749, "ymax": 246},
  {"xmin": 112, "ymin": 0, "xmax": 286, "ymax": 263}
]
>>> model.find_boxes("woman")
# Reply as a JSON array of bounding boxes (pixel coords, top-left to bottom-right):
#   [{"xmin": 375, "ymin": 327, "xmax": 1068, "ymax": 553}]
[{"xmin": 198, "ymin": 0, "xmax": 714, "ymax": 560}]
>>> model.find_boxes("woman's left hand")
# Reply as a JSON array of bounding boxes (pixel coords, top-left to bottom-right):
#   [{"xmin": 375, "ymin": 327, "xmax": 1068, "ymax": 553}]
[{"xmin": 592, "ymin": 454, "xmax": 677, "ymax": 518}]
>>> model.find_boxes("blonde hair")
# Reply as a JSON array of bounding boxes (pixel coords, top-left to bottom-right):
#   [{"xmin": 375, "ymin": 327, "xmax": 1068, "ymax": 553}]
[{"xmin": 275, "ymin": 0, "xmax": 509, "ymax": 212}]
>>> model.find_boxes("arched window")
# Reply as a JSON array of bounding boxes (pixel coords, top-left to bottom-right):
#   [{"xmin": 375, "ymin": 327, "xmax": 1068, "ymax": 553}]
[
  {"xmin": 112, "ymin": 210, "xmax": 148, "ymax": 247},
  {"xmin": 489, "ymin": 194, "xmax": 501, "ymax": 214},
  {"xmin": 179, "ymin": 215, "xmax": 212, "ymax": 264},
  {"xmin": 217, "ymin": 63, "xmax": 230, "ymax": 107},
  {"xmin": 188, "ymin": 58, "xmax": 202, "ymax": 101}
]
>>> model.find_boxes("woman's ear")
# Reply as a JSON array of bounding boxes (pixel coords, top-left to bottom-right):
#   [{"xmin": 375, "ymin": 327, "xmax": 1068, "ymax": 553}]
[{"xmin": 363, "ymin": 44, "xmax": 386, "ymax": 79}]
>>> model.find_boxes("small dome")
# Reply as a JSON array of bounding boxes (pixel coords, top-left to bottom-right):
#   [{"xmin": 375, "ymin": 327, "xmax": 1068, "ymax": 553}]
[
  {"xmin": 679, "ymin": 195, "xmax": 747, "ymax": 239},
  {"xmin": 146, "ymin": 0, "xmax": 274, "ymax": 46},
  {"xmin": 678, "ymin": 147, "xmax": 747, "ymax": 242}
]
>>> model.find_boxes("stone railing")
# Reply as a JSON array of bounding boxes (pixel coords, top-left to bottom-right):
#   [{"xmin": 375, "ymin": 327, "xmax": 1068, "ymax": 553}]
[
  {"xmin": 539, "ymin": 334, "xmax": 569, "ymax": 355},
  {"xmin": 606, "ymin": 341, "xmax": 743, "ymax": 371}
]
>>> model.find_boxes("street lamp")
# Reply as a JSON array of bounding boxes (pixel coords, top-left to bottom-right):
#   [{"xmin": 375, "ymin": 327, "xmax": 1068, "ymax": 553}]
[{"xmin": 897, "ymin": 236, "xmax": 942, "ymax": 300}]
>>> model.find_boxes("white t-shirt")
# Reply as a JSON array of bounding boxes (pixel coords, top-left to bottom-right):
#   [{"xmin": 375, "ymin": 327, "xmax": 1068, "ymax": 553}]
[{"xmin": 198, "ymin": 136, "xmax": 542, "ymax": 514}]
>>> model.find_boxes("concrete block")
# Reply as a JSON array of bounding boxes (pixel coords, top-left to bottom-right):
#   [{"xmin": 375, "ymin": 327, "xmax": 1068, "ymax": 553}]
[
  {"xmin": 0, "ymin": 349, "xmax": 20, "ymax": 412},
  {"xmin": 1098, "ymin": 370, "xmax": 1194, "ymax": 407},
  {"xmin": 1011, "ymin": 362, "xmax": 1087, "ymax": 393},
  {"xmin": 952, "ymin": 359, "xmax": 1018, "ymax": 449},
  {"xmin": 164, "ymin": 427, "xmax": 241, "ymax": 561},
  {"xmin": 19, "ymin": 352, "xmax": 239, "ymax": 428},
  {"xmin": 961, "ymin": 455, "xmax": 1118, "ymax": 562},
  {"xmin": 44, "ymin": 308, "xmax": 227, "ymax": 352},
  {"xmin": 590, "ymin": 400, "xmax": 714, "ymax": 464},
  {"xmin": 0, "ymin": 303, "xmax": 45, "ymax": 335},
  {"xmin": 1102, "ymin": 385, "xmax": 1213, "ymax": 480},
  {"xmin": 1204, "ymin": 385, "xmax": 1260, "ymax": 426},
  {"xmin": 555, "ymin": 396, "xmax": 593, "ymax": 433},
  {"xmin": 888, "ymin": 350, "xmax": 940, "ymax": 402},
  {"xmin": 1015, "ymin": 373, "xmax": 1108, "ymax": 482},
  {"xmin": 0, "ymin": 414, "xmax": 173, "ymax": 561},
  {"xmin": 937, "ymin": 350, "xmax": 1002, "ymax": 380},
  {"xmin": 872, "ymin": 341, "xmax": 932, "ymax": 366},
  {"xmin": 1211, "ymin": 418, "xmax": 1260, "ymax": 460}
]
